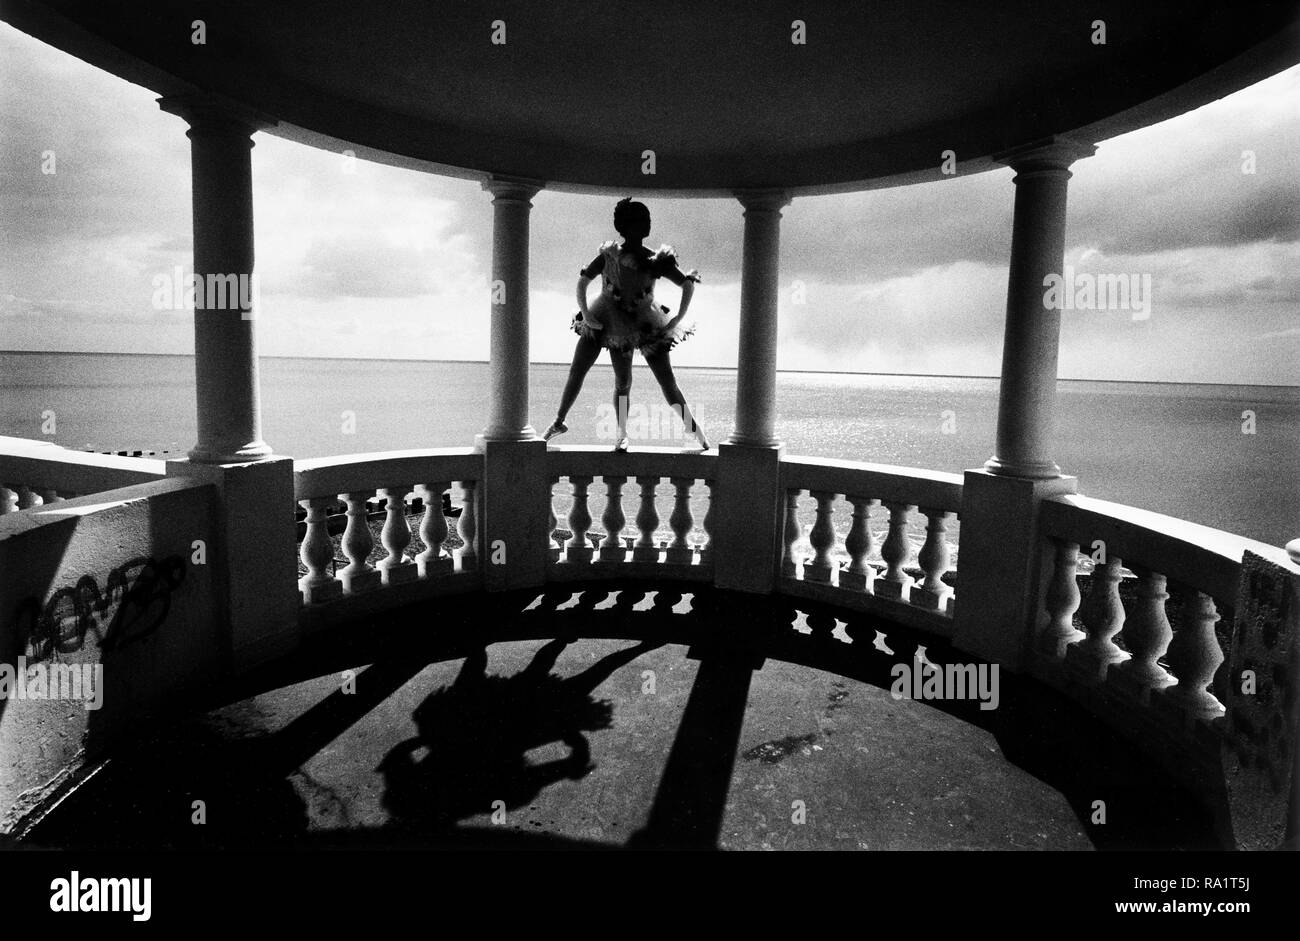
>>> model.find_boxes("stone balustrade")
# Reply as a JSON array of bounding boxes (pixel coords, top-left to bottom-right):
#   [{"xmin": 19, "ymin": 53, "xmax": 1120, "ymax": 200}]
[
  {"xmin": 545, "ymin": 447, "xmax": 715, "ymax": 581},
  {"xmin": 292, "ymin": 448, "xmax": 483, "ymax": 606},
  {"xmin": 777, "ymin": 456, "xmax": 964, "ymax": 636},
  {"xmin": 0, "ymin": 435, "xmax": 167, "ymax": 513},
  {"xmin": 1036, "ymin": 495, "xmax": 1276, "ymax": 711},
  {"xmin": 1034, "ymin": 493, "xmax": 1298, "ymax": 802},
  {"xmin": 3, "ymin": 432, "xmax": 1295, "ymax": 848}
]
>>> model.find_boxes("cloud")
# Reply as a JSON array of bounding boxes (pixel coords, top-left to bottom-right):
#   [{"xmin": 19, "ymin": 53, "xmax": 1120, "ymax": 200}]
[
  {"xmin": 1, "ymin": 22, "xmax": 1296, "ymax": 384},
  {"xmin": 1069, "ymin": 66, "xmax": 1300, "ymax": 254},
  {"xmin": 295, "ymin": 236, "xmax": 441, "ymax": 299}
]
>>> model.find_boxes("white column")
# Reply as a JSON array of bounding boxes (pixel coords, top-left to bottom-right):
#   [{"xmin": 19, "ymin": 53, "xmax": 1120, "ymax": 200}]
[
  {"xmin": 728, "ymin": 189, "xmax": 790, "ymax": 447},
  {"xmin": 481, "ymin": 176, "xmax": 543, "ymax": 441},
  {"xmin": 477, "ymin": 176, "xmax": 548, "ymax": 591},
  {"xmin": 985, "ymin": 139, "xmax": 1095, "ymax": 479},
  {"xmin": 158, "ymin": 95, "xmax": 276, "ymax": 464},
  {"xmin": 714, "ymin": 189, "xmax": 790, "ymax": 594}
]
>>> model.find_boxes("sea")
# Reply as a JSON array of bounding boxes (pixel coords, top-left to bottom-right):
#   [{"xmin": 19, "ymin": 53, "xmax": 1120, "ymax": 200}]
[{"xmin": 2, "ymin": 352, "xmax": 1296, "ymax": 548}]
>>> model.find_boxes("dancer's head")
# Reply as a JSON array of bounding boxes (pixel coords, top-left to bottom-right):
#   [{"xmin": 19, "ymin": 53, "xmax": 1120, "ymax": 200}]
[{"xmin": 614, "ymin": 198, "xmax": 651, "ymax": 240}]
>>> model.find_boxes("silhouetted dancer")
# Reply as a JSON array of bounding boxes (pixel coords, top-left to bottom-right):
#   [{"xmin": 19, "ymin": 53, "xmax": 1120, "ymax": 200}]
[{"xmin": 543, "ymin": 198, "xmax": 709, "ymax": 452}]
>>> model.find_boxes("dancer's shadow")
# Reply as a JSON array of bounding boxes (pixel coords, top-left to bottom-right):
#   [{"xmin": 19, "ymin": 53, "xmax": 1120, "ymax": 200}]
[{"xmin": 378, "ymin": 638, "xmax": 662, "ymax": 833}]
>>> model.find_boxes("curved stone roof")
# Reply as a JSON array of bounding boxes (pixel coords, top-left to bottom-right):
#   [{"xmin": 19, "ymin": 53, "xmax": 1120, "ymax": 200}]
[{"xmin": 5, "ymin": 0, "xmax": 1298, "ymax": 194}]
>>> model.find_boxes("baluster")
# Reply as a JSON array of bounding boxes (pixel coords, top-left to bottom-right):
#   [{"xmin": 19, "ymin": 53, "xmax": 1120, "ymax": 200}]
[
  {"xmin": 456, "ymin": 479, "xmax": 479, "ymax": 571},
  {"xmin": 0, "ymin": 485, "xmax": 15, "ymax": 514},
  {"xmin": 631, "ymin": 476, "xmax": 660, "ymax": 562},
  {"xmin": 781, "ymin": 489, "xmax": 804, "ymax": 579},
  {"xmin": 298, "ymin": 496, "xmax": 343, "ymax": 604},
  {"xmin": 1072, "ymin": 555, "xmax": 1127, "ymax": 679},
  {"xmin": 598, "ymin": 475, "xmax": 628, "ymax": 562},
  {"xmin": 699, "ymin": 478, "xmax": 716, "ymax": 565},
  {"xmin": 840, "ymin": 496, "xmax": 877, "ymax": 591},
  {"xmin": 16, "ymin": 485, "xmax": 43, "ymax": 509},
  {"xmin": 1116, "ymin": 565, "xmax": 1175, "ymax": 694},
  {"xmin": 1162, "ymin": 588, "xmax": 1225, "ymax": 721},
  {"xmin": 566, "ymin": 475, "xmax": 594, "ymax": 563},
  {"xmin": 665, "ymin": 477, "xmax": 695, "ymax": 564},
  {"xmin": 339, "ymin": 490, "xmax": 381, "ymax": 593},
  {"xmin": 416, "ymin": 482, "xmax": 452, "ymax": 577},
  {"xmin": 1040, "ymin": 538, "xmax": 1084, "ymax": 658},
  {"xmin": 376, "ymin": 485, "xmax": 417, "ymax": 585},
  {"xmin": 39, "ymin": 488, "xmax": 64, "ymax": 504},
  {"xmin": 912, "ymin": 507, "xmax": 953, "ymax": 609},
  {"xmin": 876, "ymin": 501, "xmax": 915, "ymax": 601},
  {"xmin": 802, "ymin": 491, "xmax": 837, "ymax": 583},
  {"xmin": 547, "ymin": 480, "xmax": 562, "ymax": 563}
]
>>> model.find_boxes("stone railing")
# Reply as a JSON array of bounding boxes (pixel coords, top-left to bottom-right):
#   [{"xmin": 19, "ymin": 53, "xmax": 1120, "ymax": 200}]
[
  {"xmin": 269, "ymin": 443, "xmax": 1297, "ymax": 848},
  {"xmin": 0, "ymin": 436, "xmax": 166, "ymax": 512},
  {"xmin": 3, "ymin": 432, "xmax": 1292, "ymax": 846},
  {"xmin": 545, "ymin": 447, "xmax": 715, "ymax": 582},
  {"xmin": 777, "ymin": 457, "xmax": 964, "ymax": 636},
  {"xmin": 293, "ymin": 449, "xmax": 484, "ymax": 612},
  {"xmin": 1032, "ymin": 493, "xmax": 1296, "ymax": 796}
]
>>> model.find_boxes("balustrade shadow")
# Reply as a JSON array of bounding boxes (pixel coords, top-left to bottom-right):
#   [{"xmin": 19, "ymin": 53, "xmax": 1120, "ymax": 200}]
[{"xmin": 21, "ymin": 581, "xmax": 1227, "ymax": 850}]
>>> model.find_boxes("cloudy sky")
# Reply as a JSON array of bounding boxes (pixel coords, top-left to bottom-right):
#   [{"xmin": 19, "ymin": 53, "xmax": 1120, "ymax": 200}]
[{"xmin": 2, "ymin": 22, "xmax": 1297, "ymax": 383}]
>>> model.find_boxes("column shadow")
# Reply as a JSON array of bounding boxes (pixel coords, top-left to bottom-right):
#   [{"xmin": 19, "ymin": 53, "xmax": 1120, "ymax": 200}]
[{"xmin": 626, "ymin": 651, "xmax": 757, "ymax": 850}]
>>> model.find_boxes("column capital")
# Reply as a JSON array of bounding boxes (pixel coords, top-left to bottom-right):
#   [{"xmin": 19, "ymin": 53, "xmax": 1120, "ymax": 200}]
[
  {"xmin": 157, "ymin": 93, "xmax": 278, "ymax": 138},
  {"xmin": 994, "ymin": 136, "xmax": 1097, "ymax": 177},
  {"xmin": 482, "ymin": 175, "xmax": 544, "ymax": 203},
  {"xmin": 734, "ymin": 188, "xmax": 792, "ymax": 213}
]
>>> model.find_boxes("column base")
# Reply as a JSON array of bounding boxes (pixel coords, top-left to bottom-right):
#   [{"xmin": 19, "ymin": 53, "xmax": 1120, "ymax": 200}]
[
  {"xmin": 713, "ymin": 442, "xmax": 784, "ymax": 594},
  {"xmin": 983, "ymin": 455, "xmax": 1061, "ymax": 479},
  {"xmin": 950, "ymin": 469, "xmax": 1078, "ymax": 671},
  {"xmin": 189, "ymin": 441, "xmax": 274, "ymax": 464},
  {"xmin": 475, "ymin": 436, "xmax": 549, "ymax": 590},
  {"xmin": 165, "ymin": 456, "xmax": 299, "ymax": 672},
  {"xmin": 724, "ymin": 433, "xmax": 781, "ymax": 448},
  {"xmin": 478, "ymin": 427, "xmax": 540, "ymax": 444}
]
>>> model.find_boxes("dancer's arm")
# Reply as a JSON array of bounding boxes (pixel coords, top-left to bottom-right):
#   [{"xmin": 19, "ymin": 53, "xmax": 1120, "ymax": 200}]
[
  {"xmin": 577, "ymin": 253, "xmax": 604, "ymax": 329},
  {"xmin": 669, "ymin": 279, "xmax": 695, "ymax": 328},
  {"xmin": 576, "ymin": 275, "xmax": 603, "ymax": 329},
  {"xmin": 657, "ymin": 252, "xmax": 700, "ymax": 329}
]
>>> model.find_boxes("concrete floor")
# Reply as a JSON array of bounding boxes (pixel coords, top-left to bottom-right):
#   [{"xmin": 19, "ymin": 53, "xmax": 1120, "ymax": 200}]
[
  {"xmin": 202, "ymin": 639, "xmax": 1093, "ymax": 850},
  {"xmin": 23, "ymin": 586, "xmax": 1223, "ymax": 851}
]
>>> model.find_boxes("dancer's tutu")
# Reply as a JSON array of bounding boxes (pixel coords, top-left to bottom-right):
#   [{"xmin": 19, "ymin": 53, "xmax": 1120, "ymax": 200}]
[{"xmin": 572, "ymin": 241, "xmax": 699, "ymax": 355}]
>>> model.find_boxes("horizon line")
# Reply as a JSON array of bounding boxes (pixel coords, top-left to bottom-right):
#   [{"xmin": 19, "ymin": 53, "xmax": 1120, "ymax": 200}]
[{"xmin": 2, "ymin": 349, "xmax": 1297, "ymax": 389}]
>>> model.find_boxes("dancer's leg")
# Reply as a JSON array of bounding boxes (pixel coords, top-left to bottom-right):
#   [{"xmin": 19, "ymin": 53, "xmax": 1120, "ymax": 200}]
[
  {"xmin": 610, "ymin": 349, "xmax": 633, "ymax": 451},
  {"xmin": 643, "ymin": 349, "xmax": 710, "ymax": 449},
  {"xmin": 546, "ymin": 335, "xmax": 603, "ymax": 439}
]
